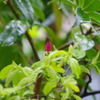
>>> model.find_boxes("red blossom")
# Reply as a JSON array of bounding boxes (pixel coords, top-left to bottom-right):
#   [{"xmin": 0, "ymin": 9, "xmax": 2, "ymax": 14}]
[{"xmin": 46, "ymin": 42, "xmax": 52, "ymax": 52}]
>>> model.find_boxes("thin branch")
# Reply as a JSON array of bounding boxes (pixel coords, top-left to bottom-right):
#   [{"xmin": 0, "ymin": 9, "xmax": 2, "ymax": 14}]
[
  {"xmin": 7, "ymin": 0, "xmax": 40, "ymax": 61},
  {"xmin": 84, "ymin": 74, "xmax": 92, "ymax": 94},
  {"xmin": 58, "ymin": 42, "xmax": 74, "ymax": 50},
  {"xmin": 62, "ymin": 66, "xmax": 70, "ymax": 76},
  {"xmin": 78, "ymin": 59, "xmax": 88, "ymax": 64},
  {"xmin": 79, "ymin": 24, "xmax": 84, "ymax": 35},
  {"xmin": 7, "ymin": 0, "xmax": 20, "ymax": 20},
  {"xmin": 15, "ymin": 44, "xmax": 33, "ymax": 64},
  {"xmin": 25, "ymin": 31, "xmax": 40, "ymax": 61},
  {"xmin": 81, "ymin": 91, "xmax": 100, "ymax": 98},
  {"xmin": 20, "ymin": 82, "xmax": 35, "ymax": 90}
]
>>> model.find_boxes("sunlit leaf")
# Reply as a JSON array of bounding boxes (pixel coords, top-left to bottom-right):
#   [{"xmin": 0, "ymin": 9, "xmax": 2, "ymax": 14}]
[
  {"xmin": 75, "ymin": 34, "xmax": 94, "ymax": 50},
  {"xmin": 0, "ymin": 65, "xmax": 13, "ymax": 80},
  {"xmin": 70, "ymin": 58, "xmax": 81, "ymax": 78},
  {"xmin": 43, "ymin": 81, "xmax": 56, "ymax": 95},
  {"xmin": 72, "ymin": 48, "xmax": 86, "ymax": 59}
]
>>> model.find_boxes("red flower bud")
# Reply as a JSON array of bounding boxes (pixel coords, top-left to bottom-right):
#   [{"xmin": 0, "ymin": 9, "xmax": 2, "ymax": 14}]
[{"xmin": 46, "ymin": 42, "xmax": 52, "ymax": 52}]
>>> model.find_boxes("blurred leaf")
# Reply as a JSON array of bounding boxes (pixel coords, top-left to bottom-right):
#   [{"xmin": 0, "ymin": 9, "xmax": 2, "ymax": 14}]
[
  {"xmin": 72, "ymin": 48, "xmax": 86, "ymax": 59},
  {"xmin": 52, "ymin": 3, "xmax": 62, "ymax": 33},
  {"xmin": 13, "ymin": 0, "xmax": 34, "ymax": 26},
  {"xmin": 78, "ymin": 0, "xmax": 84, "ymax": 8},
  {"xmin": 46, "ymin": 66, "xmax": 57, "ymax": 80},
  {"xmin": 43, "ymin": 81, "xmax": 56, "ymax": 95},
  {"xmin": 70, "ymin": 58, "xmax": 81, "ymax": 78},
  {"xmin": 73, "ymin": 94, "xmax": 82, "ymax": 100},
  {"xmin": 0, "ymin": 20, "xmax": 26, "ymax": 46},
  {"xmin": 48, "ymin": 0, "xmax": 76, "ymax": 8},
  {"xmin": 83, "ymin": 0, "xmax": 100, "ymax": 12},
  {"xmin": 5, "ymin": 70, "xmax": 18, "ymax": 87},
  {"xmin": 88, "ymin": 12, "xmax": 100, "ymax": 21},
  {"xmin": 75, "ymin": 34, "xmax": 94, "ymax": 50},
  {"xmin": 0, "ymin": 65, "xmax": 13, "ymax": 80},
  {"xmin": 12, "ymin": 72, "xmax": 25, "ymax": 86},
  {"xmin": 76, "ymin": 7, "xmax": 90, "ymax": 25},
  {"xmin": 87, "ymin": 12, "xmax": 100, "ymax": 26},
  {"xmin": 81, "ymin": 65, "xmax": 90, "ymax": 74},
  {"xmin": 69, "ymin": 84, "xmax": 80, "ymax": 92},
  {"xmin": 9, "ymin": 96, "xmax": 21, "ymax": 100},
  {"xmin": 32, "ymin": 4, "xmax": 45, "ymax": 21},
  {"xmin": 43, "ymin": 26, "xmax": 55, "ymax": 38},
  {"xmin": 0, "ymin": 84, "xmax": 3, "ymax": 91},
  {"xmin": 91, "ymin": 18, "xmax": 100, "ymax": 26}
]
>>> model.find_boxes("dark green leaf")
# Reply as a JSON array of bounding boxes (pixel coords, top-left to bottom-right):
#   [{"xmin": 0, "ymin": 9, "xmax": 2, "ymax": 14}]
[
  {"xmin": 0, "ymin": 20, "xmax": 26, "ymax": 46},
  {"xmin": 32, "ymin": 4, "xmax": 45, "ymax": 21},
  {"xmin": 83, "ymin": 0, "xmax": 100, "ymax": 12},
  {"xmin": 13, "ymin": 0, "xmax": 34, "ymax": 26},
  {"xmin": 48, "ymin": 0, "xmax": 76, "ymax": 8},
  {"xmin": 76, "ymin": 7, "xmax": 90, "ymax": 25}
]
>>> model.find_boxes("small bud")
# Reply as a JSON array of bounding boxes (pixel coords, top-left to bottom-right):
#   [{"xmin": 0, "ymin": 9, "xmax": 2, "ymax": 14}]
[{"xmin": 46, "ymin": 42, "xmax": 52, "ymax": 52}]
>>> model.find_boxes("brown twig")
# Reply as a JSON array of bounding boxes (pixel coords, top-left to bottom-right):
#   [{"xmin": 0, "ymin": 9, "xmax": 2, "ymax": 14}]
[
  {"xmin": 15, "ymin": 44, "xmax": 33, "ymax": 64},
  {"xmin": 7, "ymin": 0, "xmax": 41, "ymax": 99},
  {"xmin": 81, "ymin": 91, "xmax": 100, "ymax": 98},
  {"xmin": 58, "ymin": 42, "xmax": 74, "ymax": 50},
  {"xmin": 7, "ymin": 0, "xmax": 40, "ymax": 61},
  {"xmin": 84, "ymin": 74, "xmax": 92, "ymax": 94},
  {"xmin": 79, "ymin": 24, "xmax": 84, "ymax": 35}
]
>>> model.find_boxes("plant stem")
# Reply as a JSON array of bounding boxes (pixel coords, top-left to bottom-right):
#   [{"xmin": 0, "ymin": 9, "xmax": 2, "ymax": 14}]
[
  {"xmin": 7, "ymin": 0, "xmax": 41, "ymax": 99},
  {"xmin": 58, "ymin": 42, "xmax": 74, "ymax": 50},
  {"xmin": 7, "ymin": 0, "xmax": 40, "ymax": 61}
]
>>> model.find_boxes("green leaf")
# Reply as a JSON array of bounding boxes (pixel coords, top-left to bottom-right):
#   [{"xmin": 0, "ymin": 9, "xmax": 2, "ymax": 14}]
[
  {"xmin": 69, "ymin": 84, "xmax": 80, "ymax": 92},
  {"xmin": 83, "ymin": 0, "xmax": 100, "ymax": 12},
  {"xmin": 45, "ymin": 66, "xmax": 57, "ymax": 80},
  {"xmin": 78, "ymin": 0, "xmax": 84, "ymax": 8},
  {"xmin": 9, "ymin": 96, "xmax": 21, "ymax": 100},
  {"xmin": 61, "ymin": 92, "xmax": 69, "ymax": 100},
  {"xmin": 12, "ymin": 71, "xmax": 25, "ymax": 86},
  {"xmin": 49, "ymin": 50, "xmax": 67, "ymax": 58},
  {"xmin": 22, "ymin": 67, "xmax": 33, "ymax": 77},
  {"xmin": 75, "ymin": 34, "xmax": 94, "ymax": 50},
  {"xmin": 76, "ymin": 7, "xmax": 90, "ymax": 25},
  {"xmin": 5, "ymin": 70, "xmax": 19, "ymax": 87},
  {"xmin": 32, "ymin": 4, "xmax": 45, "ymax": 21},
  {"xmin": 13, "ymin": 0, "xmax": 34, "ymax": 26},
  {"xmin": 0, "ymin": 84, "xmax": 3, "ymax": 91},
  {"xmin": 43, "ymin": 26, "xmax": 55, "ymax": 38},
  {"xmin": 87, "ymin": 12, "xmax": 100, "ymax": 26},
  {"xmin": 72, "ymin": 48, "xmax": 86, "ymax": 59},
  {"xmin": 88, "ymin": 12, "xmax": 100, "ymax": 21},
  {"xmin": 18, "ymin": 77, "xmax": 31, "ymax": 86},
  {"xmin": 43, "ymin": 81, "xmax": 56, "ymax": 95},
  {"xmin": 0, "ymin": 65, "xmax": 13, "ymax": 80},
  {"xmin": 48, "ymin": 0, "xmax": 76, "ymax": 8},
  {"xmin": 80, "ymin": 65, "xmax": 90, "ymax": 74},
  {"xmin": 70, "ymin": 58, "xmax": 81, "ymax": 78},
  {"xmin": 0, "ymin": 20, "xmax": 26, "ymax": 46},
  {"xmin": 73, "ymin": 94, "xmax": 82, "ymax": 100}
]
